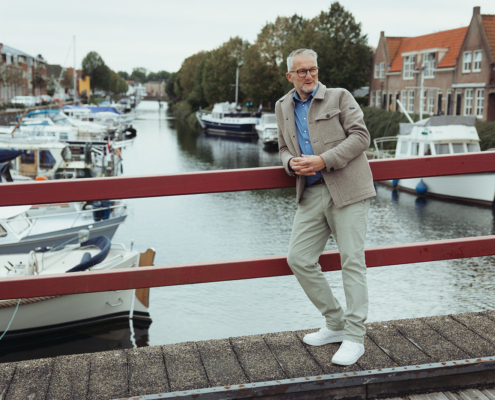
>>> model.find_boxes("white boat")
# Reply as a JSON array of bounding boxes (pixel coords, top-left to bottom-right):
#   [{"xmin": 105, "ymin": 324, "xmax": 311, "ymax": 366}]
[
  {"xmin": 373, "ymin": 115, "xmax": 495, "ymax": 206},
  {"xmin": 0, "ymin": 201, "xmax": 127, "ymax": 255},
  {"xmin": 0, "ymin": 137, "xmax": 123, "ymax": 179},
  {"xmin": 0, "ymin": 236, "xmax": 151, "ymax": 338},
  {"xmin": 197, "ymin": 102, "xmax": 259, "ymax": 136},
  {"xmin": 255, "ymin": 113, "xmax": 278, "ymax": 148}
]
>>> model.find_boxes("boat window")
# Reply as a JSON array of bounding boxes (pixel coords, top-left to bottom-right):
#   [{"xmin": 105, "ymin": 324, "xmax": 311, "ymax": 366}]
[
  {"xmin": 264, "ymin": 115, "xmax": 277, "ymax": 124},
  {"xmin": 452, "ymin": 144, "xmax": 465, "ymax": 153},
  {"xmin": 0, "ymin": 225, "xmax": 7, "ymax": 237},
  {"xmin": 467, "ymin": 143, "xmax": 481, "ymax": 152},
  {"xmin": 39, "ymin": 150, "xmax": 55, "ymax": 169},
  {"xmin": 20, "ymin": 150, "xmax": 35, "ymax": 165},
  {"xmin": 411, "ymin": 142, "xmax": 419, "ymax": 156},
  {"xmin": 7, "ymin": 215, "xmax": 30, "ymax": 235},
  {"xmin": 400, "ymin": 141, "xmax": 409, "ymax": 155},
  {"xmin": 51, "ymin": 114, "xmax": 70, "ymax": 125},
  {"xmin": 424, "ymin": 143, "xmax": 432, "ymax": 156},
  {"xmin": 54, "ymin": 169, "xmax": 76, "ymax": 179},
  {"xmin": 434, "ymin": 144, "xmax": 450, "ymax": 155}
]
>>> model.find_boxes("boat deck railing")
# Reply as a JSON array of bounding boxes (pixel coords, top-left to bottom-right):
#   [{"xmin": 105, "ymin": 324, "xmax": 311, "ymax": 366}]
[{"xmin": 0, "ymin": 152, "xmax": 494, "ymax": 301}]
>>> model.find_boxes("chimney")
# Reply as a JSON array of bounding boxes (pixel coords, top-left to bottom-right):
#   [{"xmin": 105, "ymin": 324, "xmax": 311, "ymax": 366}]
[
  {"xmin": 473, "ymin": 6, "xmax": 480, "ymax": 15},
  {"xmin": 380, "ymin": 31, "xmax": 385, "ymax": 38}
]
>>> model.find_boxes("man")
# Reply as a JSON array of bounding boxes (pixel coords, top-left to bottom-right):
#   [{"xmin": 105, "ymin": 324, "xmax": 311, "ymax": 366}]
[{"xmin": 276, "ymin": 48, "xmax": 376, "ymax": 366}]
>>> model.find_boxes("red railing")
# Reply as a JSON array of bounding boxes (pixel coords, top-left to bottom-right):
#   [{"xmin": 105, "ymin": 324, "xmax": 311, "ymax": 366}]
[{"xmin": 1, "ymin": 152, "xmax": 494, "ymax": 301}]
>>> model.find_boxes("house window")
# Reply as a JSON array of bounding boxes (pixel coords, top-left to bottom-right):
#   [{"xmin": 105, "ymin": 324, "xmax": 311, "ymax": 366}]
[
  {"xmin": 376, "ymin": 90, "xmax": 381, "ymax": 108},
  {"xmin": 464, "ymin": 89, "xmax": 473, "ymax": 115},
  {"xmin": 404, "ymin": 56, "xmax": 414, "ymax": 79},
  {"xmin": 475, "ymin": 89, "xmax": 484, "ymax": 118},
  {"xmin": 473, "ymin": 50, "xmax": 482, "ymax": 72},
  {"xmin": 463, "ymin": 52, "xmax": 472, "ymax": 72},
  {"xmin": 374, "ymin": 63, "xmax": 379, "ymax": 78},
  {"xmin": 401, "ymin": 90, "xmax": 407, "ymax": 110},
  {"xmin": 370, "ymin": 91, "xmax": 375, "ymax": 107},
  {"xmin": 408, "ymin": 90, "xmax": 415, "ymax": 113},
  {"xmin": 379, "ymin": 62, "xmax": 385, "ymax": 78},
  {"xmin": 423, "ymin": 53, "xmax": 435, "ymax": 77},
  {"xmin": 421, "ymin": 90, "xmax": 427, "ymax": 112},
  {"xmin": 427, "ymin": 90, "xmax": 434, "ymax": 114}
]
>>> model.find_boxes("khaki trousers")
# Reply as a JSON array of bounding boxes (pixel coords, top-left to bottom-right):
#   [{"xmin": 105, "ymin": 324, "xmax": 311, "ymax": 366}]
[{"xmin": 287, "ymin": 183, "xmax": 371, "ymax": 344}]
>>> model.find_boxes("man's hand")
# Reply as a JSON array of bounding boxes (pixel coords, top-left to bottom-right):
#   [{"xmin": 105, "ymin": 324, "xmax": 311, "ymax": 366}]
[{"xmin": 289, "ymin": 155, "xmax": 325, "ymax": 176}]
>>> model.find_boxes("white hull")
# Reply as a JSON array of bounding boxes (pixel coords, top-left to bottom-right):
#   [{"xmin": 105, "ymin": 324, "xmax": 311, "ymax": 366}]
[{"xmin": 390, "ymin": 173, "xmax": 495, "ymax": 204}]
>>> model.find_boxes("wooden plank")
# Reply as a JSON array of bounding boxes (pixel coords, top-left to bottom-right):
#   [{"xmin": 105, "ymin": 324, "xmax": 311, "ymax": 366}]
[
  {"xmin": 135, "ymin": 248, "xmax": 156, "ymax": 308},
  {"xmin": 453, "ymin": 312, "xmax": 495, "ymax": 345},
  {"xmin": 45, "ymin": 354, "xmax": 90, "ymax": 400},
  {"xmin": 128, "ymin": 346, "xmax": 168, "ymax": 397},
  {"xmin": 196, "ymin": 338, "xmax": 248, "ymax": 387},
  {"xmin": 230, "ymin": 335, "xmax": 286, "ymax": 383},
  {"xmin": 2, "ymin": 152, "xmax": 494, "ymax": 207},
  {"xmin": 262, "ymin": 331, "xmax": 323, "ymax": 379},
  {"xmin": 294, "ymin": 329, "xmax": 361, "ymax": 375},
  {"xmin": 459, "ymin": 389, "xmax": 490, "ymax": 400},
  {"xmin": 423, "ymin": 316, "xmax": 495, "ymax": 358},
  {"xmin": 392, "ymin": 318, "xmax": 468, "ymax": 362},
  {"xmin": 5, "ymin": 358, "xmax": 53, "ymax": 400},
  {"xmin": 481, "ymin": 389, "xmax": 495, "ymax": 400},
  {"xmin": 0, "ymin": 362, "xmax": 16, "ymax": 400},
  {"xmin": 162, "ymin": 342, "xmax": 209, "ymax": 392},
  {"xmin": 3, "ymin": 235, "xmax": 495, "ymax": 301},
  {"xmin": 359, "ymin": 336, "xmax": 397, "ymax": 370},
  {"xmin": 86, "ymin": 350, "xmax": 128, "ymax": 400},
  {"xmin": 366, "ymin": 322, "xmax": 433, "ymax": 366}
]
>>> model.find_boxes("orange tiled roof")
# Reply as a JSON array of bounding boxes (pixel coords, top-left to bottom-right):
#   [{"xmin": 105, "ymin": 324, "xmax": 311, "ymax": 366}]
[
  {"xmin": 386, "ymin": 37, "xmax": 405, "ymax": 62},
  {"xmin": 388, "ymin": 27, "xmax": 468, "ymax": 72},
  {"xmin": 482, "ymin": 15, "xmax": 495, "ymax": 59}
]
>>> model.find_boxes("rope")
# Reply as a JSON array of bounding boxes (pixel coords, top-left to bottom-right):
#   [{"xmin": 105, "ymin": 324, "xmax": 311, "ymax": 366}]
[
  {"xmin": 0, "ymin": 299, "xmax": 20, "ymax": 341},
  {"xmin": 0, "ymin": 296, "xmax": 60, "ymax": 309}
]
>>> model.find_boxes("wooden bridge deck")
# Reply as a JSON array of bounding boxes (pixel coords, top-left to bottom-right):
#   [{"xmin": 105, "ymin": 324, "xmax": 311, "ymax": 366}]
[{"xmin": 1, "ymin": 310, "xmax": 495, "ymax": 400}]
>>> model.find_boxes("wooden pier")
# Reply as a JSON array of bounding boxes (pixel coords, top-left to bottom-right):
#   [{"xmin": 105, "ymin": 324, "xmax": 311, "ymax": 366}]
[{"xmin": 2, "ymin": 310, "xmax": 495, "ymax": 400}]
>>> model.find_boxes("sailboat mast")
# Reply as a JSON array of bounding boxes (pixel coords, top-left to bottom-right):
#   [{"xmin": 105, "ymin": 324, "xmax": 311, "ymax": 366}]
[
  {"xmin": 235, "ymin": 65, "xmax": 239, "ymax": 106},
  {"xmin": 73, "ymin": 36, "xmax": 77, "ymax": 104}
]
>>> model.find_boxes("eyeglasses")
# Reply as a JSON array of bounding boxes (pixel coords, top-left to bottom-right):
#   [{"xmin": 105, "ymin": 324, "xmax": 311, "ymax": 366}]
[{"xmin": 290, "ymin": 67, "xmax": 319, "ymax": 78}]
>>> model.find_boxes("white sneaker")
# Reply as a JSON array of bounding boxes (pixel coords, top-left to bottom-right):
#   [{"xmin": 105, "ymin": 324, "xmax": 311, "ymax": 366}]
[
  {"xmin": 303, "ymin": 327, "xmax": 344, "ymax": 346},
  {"xmin": 331, "ymin": 340, "xmax": 365, "ymax": 365}
]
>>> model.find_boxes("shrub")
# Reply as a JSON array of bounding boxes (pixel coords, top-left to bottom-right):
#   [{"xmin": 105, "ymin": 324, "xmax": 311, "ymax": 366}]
[{"xmin": 476, "ymin": 120, "xmax": 495, "ymax": 151}]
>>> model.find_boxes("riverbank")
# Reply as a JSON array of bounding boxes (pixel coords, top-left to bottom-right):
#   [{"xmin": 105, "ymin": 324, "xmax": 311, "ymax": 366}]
[{"xmin": 168, "ymin": 100, "xmax": 202, "ymax": 130}]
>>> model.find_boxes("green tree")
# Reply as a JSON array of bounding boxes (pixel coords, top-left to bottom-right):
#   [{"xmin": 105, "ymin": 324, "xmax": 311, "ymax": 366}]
[
  {"xmin": 147, "ymin": 70, "xmax": 170, "ymax": 81},
  {"xmin": 299, "ymin": 2, "xmax": 372, "ymax": 92},
  {"xmin": 130, "ymin": 67, "xmax": 147, "ymax": 83},
  {"xmin": 165, "ymin": 72, "xmax": 178, "ymax": 100},
  {"xmin": 177, "ymin": 51, "xmax": 207, "ymax": 100},
  {"xmin": 110, "ymin": 70, "xmax": 128, "ymax": 94},
  {"xmin": 82, "ymin": 51, "xmax": 110, "ymax": 92},
  {"xmin": 118, "ymin": 71, "xmax": 129, "ymax": 80},
  {"xmin": 201, "ymin": 37, "xmax": 249, "ymax": 105}
]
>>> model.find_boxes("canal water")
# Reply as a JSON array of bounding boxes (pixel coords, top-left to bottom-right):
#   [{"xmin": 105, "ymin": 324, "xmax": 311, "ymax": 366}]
[{"xmin": 2, "ymin": 100, "xmax": 495, "ymax": 362}]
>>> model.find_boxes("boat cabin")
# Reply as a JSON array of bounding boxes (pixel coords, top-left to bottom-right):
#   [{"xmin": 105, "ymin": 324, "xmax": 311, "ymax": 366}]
[{"xmin": 395, "ymin": 116, "xmax": 481, "ymax": 158}]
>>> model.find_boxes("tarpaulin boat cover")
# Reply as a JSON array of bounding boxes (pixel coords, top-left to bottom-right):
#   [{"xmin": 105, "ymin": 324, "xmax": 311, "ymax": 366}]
[
  {"xmin": 66, "ymin": 236, "xmax": 111, "ymax": 273},
  {"xmin": 64, "ymin": 105, "xmax": 120, "ymax": 115},
  {"xmin": 0, "ymin": 150, "xmax": 22, "ymax": 163}
]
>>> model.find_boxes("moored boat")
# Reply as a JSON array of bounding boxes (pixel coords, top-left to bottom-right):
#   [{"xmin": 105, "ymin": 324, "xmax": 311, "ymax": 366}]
[
  {"xmin": 196, "ymin": 102, "xmax": 259, "ymax": 136},
  {"xmin": 373, "ymin": 115, "xmax": 495, "ymax": 206},
  {"xmin": 255, "ymin": 113, "xmax": 278, "ymax": 148}
]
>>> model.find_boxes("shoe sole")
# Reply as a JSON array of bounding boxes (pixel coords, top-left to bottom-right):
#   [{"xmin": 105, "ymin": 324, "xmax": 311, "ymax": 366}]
[
  {"xmin": 331, "ymin": 349, "xmax": 365, "ymax": 366},
  {"xmin": 303, "ymin": 335, "xmax": 344, "ymax": 346}
]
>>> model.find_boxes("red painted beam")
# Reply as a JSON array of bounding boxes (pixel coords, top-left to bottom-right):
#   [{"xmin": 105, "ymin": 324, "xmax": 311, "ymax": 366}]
[
  {"xmin": 1, "ymin": 235, "xmax": 493, "ymax": 300},
  {"xmin": 0, "ymin": 152, "xmax": 494, "ymax": 206}
]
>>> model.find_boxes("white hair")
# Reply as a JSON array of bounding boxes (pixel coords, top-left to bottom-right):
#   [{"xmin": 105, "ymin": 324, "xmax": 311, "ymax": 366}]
[{"xmin": 287, "ymin": 49, "xmax": 318, "ymax": 72}]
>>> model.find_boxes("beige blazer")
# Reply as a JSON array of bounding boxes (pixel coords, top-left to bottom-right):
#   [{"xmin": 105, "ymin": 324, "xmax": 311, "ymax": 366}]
[{"xmin": 276, "ymin": 82, "xmax": 376, "ymax": 208}]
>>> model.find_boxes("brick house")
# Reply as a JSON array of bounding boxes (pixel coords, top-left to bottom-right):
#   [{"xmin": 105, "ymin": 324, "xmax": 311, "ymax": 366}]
[
  {"xmin": 0, "ymin": 44, "xmax": 48, "ymax": 104},
  {"xmin": 370, "ymin": 6, "xmax": 495, "ymax": 121}
]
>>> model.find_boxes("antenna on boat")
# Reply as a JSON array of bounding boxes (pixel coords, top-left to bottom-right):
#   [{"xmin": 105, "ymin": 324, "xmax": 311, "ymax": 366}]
[
  {"xmin": 73, "ymin": 36, "xmax": 77, "ymax": 105},
  {"xmin": 396, "ymin": 100, "xmax": 414, "ymax": 124}
]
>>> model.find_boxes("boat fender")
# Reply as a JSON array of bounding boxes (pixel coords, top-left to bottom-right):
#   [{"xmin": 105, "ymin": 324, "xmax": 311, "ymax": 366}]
[
  {"xmin": 392, "ymin": 179, "xmax": 399, "ymax": 187},
  {"xmin": 416, "ymin": 180, "xmax": 428, "ymax": 195}
]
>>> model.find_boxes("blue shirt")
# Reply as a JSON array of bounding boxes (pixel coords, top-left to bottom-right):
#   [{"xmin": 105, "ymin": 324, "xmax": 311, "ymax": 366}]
[{"xmin": 293, "ymin": 84, "xmax": 322, "ymax": 186}]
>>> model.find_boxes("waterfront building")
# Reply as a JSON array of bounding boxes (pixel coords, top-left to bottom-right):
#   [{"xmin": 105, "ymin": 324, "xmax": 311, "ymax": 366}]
[
  {"xmin": 144, "ymin": 80, "xmax": 165, "ymax": 98},
  {"xmin": 369, "ymin": 6, "xmax": 495, "ymax": 121},
  {"xmin": 0, "ymin": 43, "xmax": 48, "ymax": 104}
]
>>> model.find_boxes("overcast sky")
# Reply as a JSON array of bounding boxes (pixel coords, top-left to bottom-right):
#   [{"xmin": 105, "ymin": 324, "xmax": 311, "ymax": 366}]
[{"xmin": 1, "ymin": 0, "xmax": 493, "ymax": 74}]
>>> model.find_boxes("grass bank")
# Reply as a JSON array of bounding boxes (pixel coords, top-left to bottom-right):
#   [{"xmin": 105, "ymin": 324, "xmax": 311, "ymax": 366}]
[{"xmin": 169, "ymin": 100, "xmax": 202, "ymax": 130}]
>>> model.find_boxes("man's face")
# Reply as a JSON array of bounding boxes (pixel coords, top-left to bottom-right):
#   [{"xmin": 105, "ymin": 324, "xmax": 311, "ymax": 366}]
[{"xmin": 286, "ymin": 54, "xmax": 318, "ymax": 95}]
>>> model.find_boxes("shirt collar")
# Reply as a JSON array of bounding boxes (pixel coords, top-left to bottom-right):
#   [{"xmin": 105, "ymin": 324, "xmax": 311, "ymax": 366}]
[{"xmin": 293, "ymin": 84, "xmax": 319, "ymax": 103}]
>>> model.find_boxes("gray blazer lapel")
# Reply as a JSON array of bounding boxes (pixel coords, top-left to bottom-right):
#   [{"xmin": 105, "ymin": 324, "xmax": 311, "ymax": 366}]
[{"xmin": 281, "ymin": 94, "xmax": 300, "ymax": 154}]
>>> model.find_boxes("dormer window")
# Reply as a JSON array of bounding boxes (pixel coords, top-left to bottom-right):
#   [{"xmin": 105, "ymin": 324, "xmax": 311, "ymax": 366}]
[
  {"xmin": 404, "ymin": 56, "xmax": 414, "ymax": 79},
  {"xmin": 463, "ymin": 52, "xmax": 472, "ymax": 72},
  {"xmin": 374, "ymin": 63, "xmax": 379, "ymax": 78},
  {"xmin": 379, "ymin": 62, "xmax": 385, "ymax": 78},
  {"xmin": 473, "ymin": 50, "xmax": 482, "ymax": 72},
  {"xmin": 423, "ymin": 53, "xmax": 435, "ymax": 77}
]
